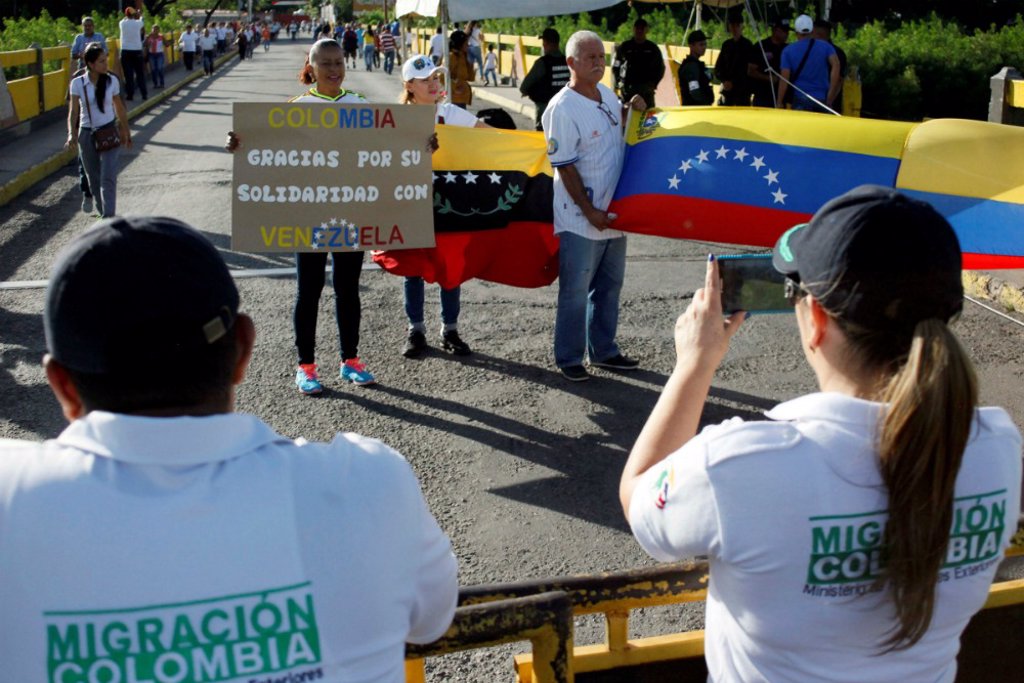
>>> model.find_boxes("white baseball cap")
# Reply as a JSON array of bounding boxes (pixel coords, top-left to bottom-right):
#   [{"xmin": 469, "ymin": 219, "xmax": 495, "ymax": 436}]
[
  {"xmin": 795, "ymin": 14, "xmax": 814, "ymax": 34},
  {"xmin": 402, "ymin": 54, "xmax": 442, "ymax": 81}
]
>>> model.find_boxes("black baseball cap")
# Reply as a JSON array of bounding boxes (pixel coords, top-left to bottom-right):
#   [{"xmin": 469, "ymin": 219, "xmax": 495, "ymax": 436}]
[
  {"xmin": 634, "ymin": 18, "xmax": 649, "ymax": 29},
  {"xmin": 687, "ymin": 29, "xmax": 708, "ymax": 45},
  {"xmin": 772, "ymin": 185, "xmax": 963, "ymax": 329},
  {"xmin": 772, "ymin": 18, "xmax": 791, "ymax": 30},
  {"xmin": 539, "ymin": 28, "xmax": 560, "ymax": 43},
  {"xmin": 45, "ymin": 216, "xmax": 239, "ymax": 374}
]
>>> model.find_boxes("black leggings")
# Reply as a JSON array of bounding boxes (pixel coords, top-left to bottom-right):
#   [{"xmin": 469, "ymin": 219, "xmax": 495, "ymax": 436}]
[{"xmin": 294, "ymin": 251, "xmax": 364, "ymax": 365}]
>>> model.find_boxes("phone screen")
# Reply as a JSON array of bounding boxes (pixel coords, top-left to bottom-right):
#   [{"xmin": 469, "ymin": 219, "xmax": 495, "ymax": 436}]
[{"xmin": 716, "ymin": 254, "xmax": 793, "ymax": 315}]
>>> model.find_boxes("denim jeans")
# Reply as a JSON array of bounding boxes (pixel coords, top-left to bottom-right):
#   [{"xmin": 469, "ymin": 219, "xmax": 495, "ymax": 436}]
[
  {"xmin": 363, "ymin": 44, "xmax": 374, "ymax": 70},
  {"xmin": 468, "ymin": 44, "xmax": 483, "ymax": 77},
  {"xmin": 383, "ymin": 50, "xmax": 395, "ymax": 75},
  {"xmin": 78, "ymin": 128, "xmax": 119, "ymax": 217},
  {"xmin": 554, "ymin": 232, "xmax": 626, "ymax": 368},
  {"xmin": 294, "ymin": 250, "xmax": 364, "ymax": 364},
  {"xmin": 404, "ymin": 277, "xmax": 460, "ymax": 330},
  {"xmin": 203, "ymin": 51, "xmax": 215, "ymax": 74},
  {"xmin": 148, "ymin": 52, "xmax": 165, "ymax": 87}
]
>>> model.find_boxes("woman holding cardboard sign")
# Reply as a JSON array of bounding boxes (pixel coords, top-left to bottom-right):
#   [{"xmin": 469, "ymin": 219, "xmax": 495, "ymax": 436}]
[
  {"xmin": 226, "ymin": 38, "xmax": 376, "ymax": 393},
  {"xmin": 395, "ymin": 54, "xmax": 491, "ymax": 359}
]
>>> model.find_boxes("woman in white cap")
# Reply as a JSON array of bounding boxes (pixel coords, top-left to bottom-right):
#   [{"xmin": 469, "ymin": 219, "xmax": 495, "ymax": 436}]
[
  {"xmin": 226, "ymin": 39, "xmax": 376, "ymax": 393},
  {"xmin": 396, "ymin": 54, "xmax": 491, "ymax": 359},
  {"xmin": 621, "ymin": 185, "xmax": 1021, "ymax": 682}
]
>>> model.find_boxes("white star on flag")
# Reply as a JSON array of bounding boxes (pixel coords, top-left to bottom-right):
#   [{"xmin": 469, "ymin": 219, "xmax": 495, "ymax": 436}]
[
  {"xmin": 329, "ymin": 217, "xmax": 339, "ymax": 226},
  {"xmin": 733, "ymin": 147, "xmax": 749, "ymax": 162},
  {"xmin": 715, "ymin": 145, "xmax": 730, "ymax": 159},
  {"xmin": 432, "ymin": 173, "xmax": 439, "ymax": 182},
  {"xmin": 443, "ymin": 172, "xmax": 458, "ymax": 183},
  {"xmin": 772, "ymin": 188, "xmax": 788, "ymax": 204},
  {"xmin": 678, "ymin": 159, "xmax": 692, "ymax": 173},
  {"xmin": 487, "ymin": 172, "xmax": 502, "ymax": 184},
  {"xmin": 462, "ymin": 171, "xmax": 478, "ymax": 184},
  {"xmin": 750, "ymin": 156, "xmax": 765, "ymax": 171},
  {"xmin": 764, "ymin": 169, "xmax": 779, "ymax": 185},
  {"xmin": 696, "ymin": 149, "xmax": 710, "ymax": 163},
  {"xmin": 668, "ymin": 174, "xmax": 681, "ymax": 189}
]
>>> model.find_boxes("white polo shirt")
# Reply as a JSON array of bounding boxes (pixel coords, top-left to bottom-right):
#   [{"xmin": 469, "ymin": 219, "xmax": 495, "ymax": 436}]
[
  {"xmin": 541, "ymin": 83, "xmax": 625, "ymax": 241},
  {"xmin": 630, "ymin": 393, "xmax": 1022, "ymax": 683},
  {"xmin": 179, "ymin": 31, "xmax": 198, "ymax": 52},
  {"xmin": 70, "ymin": 75, "xmax": 120, "ymax": 129},
  {"xmin": 0, "ymin": 412, "xmax": 458, "ymax": 683}
]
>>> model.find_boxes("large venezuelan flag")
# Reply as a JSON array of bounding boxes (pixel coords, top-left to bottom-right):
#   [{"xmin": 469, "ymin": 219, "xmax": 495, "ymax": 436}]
[
  {"xmin": 610, "ymin": 107, "xmax": 913, "ymax": 248},
  {"xmin": 896, "ymin": 119, "xmax": 1024, "ymax": 269},
  {"xmin": 373, "ymin": 125, "xmax": 558, "ymax": 289}
]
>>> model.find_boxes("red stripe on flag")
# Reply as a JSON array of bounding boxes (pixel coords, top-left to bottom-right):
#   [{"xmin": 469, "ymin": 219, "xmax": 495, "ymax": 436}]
[
  {"xmin": 610, "ymin": 194, "xmax": 812, "ymax": 249},
  {"xmin": 373, "ymin": 222, "xmax": 559, "ymax": 290},
  {"xmin": 962, "ymin": 253, "xmax": 1024, "ymax": 269}
]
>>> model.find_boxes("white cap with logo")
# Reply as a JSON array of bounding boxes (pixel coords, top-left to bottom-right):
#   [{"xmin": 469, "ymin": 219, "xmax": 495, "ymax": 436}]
[{"xmin": 402, "ymin": 54, "xmax": 443, "ymax": 82}]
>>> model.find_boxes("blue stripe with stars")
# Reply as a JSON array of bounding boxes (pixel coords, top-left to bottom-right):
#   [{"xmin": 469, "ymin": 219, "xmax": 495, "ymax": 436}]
[
  {"xmin": 613, "ymin": 136, "xmax": 901, "ymax": 215},
  {"xmin": 900, "ymin": 189, "xmax": 1024, "ymax": 257}
]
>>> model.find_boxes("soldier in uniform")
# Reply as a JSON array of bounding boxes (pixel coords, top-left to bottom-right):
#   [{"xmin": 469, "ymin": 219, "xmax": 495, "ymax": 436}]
[
  {"xmin": 612, "ymin": 18, "xmax": 665, "ymax": 108},
  {"xmin": 748, "ymin": 17, "xmax": 790, "ymax": 107},
  {"xmin": 678, "ymin": 30, "xmax": 713, "ymax": 106},
  {"xmin": 519, "ymin": 28, "xmax": 570, "ymax": 131},
  {"xmin": 715, "ymin": 9, "xmax": 754, "ymax": 106}
]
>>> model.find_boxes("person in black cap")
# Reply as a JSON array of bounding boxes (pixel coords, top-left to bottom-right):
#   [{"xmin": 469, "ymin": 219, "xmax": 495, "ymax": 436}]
[
  {"xmin": 747, "ymin": 16, "xmax": 790, "ymax": 107},
  {"xmin": 622, "ymin": 186, "xmax": 1021, "ymax": 681},
  {"xmin": 0, "ymin": 216, "xmax": 458, "ymax": 680},
  {"xmin": 612, "ymin": 17, "xmax": 665, "ymax": 108},
  {"xmin": 678, "ymin": 29, "xmax": 713, "ymax": 106},
  {"xmin": 519, "ymin": 27, "xmax": 569, "ymax": 131},
  {"xmin": 714, "ymin": 8, "xmax": 754, "ymax": 106}
]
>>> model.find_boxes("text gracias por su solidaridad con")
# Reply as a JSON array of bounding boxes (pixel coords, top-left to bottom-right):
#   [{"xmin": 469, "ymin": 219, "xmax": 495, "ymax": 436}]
[{"xmin": 237, "ymin": 106, "xmax": 430, "ymax": 249}]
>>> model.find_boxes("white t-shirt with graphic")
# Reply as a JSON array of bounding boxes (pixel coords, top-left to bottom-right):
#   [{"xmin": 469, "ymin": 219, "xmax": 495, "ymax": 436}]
[
  {"xmin": 630, "ymin": 393, "xmax": 1022, "ymax": 683},
  {"xmin": 541, "ymin": 83, "xmax": 625, "ymax": 240},
  {"xmin": 0, "ymin": 412, "xmax": 458, "ymax": 682}
]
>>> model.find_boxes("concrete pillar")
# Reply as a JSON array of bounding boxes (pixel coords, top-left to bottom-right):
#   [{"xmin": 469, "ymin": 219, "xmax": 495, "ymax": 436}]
[{"xmin": 989, "ymin": 66, "xmax": 1024, "ymax": 126}]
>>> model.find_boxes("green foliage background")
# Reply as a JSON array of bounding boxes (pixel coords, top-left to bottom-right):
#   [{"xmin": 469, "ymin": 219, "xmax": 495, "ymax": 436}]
[{"xmin": 4, "ymin": 7, "xmax": 1024, "ymax": 121}]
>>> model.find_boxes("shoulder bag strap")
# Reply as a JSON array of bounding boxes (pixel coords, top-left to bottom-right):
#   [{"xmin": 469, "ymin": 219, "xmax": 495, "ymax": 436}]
[
  {"xmin": 791, "ymin": 39, "xmax": 815, "ymax": 84},
  {"xmin": 79, "ymin": 76, "xmax": 95, "ymax": 128}
]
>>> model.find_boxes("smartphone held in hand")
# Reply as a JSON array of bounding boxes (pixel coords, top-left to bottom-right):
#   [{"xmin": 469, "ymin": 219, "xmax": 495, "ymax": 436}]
[{"xmin": 716, "ymin": 254, "xmax": 794, "ymax": 315}]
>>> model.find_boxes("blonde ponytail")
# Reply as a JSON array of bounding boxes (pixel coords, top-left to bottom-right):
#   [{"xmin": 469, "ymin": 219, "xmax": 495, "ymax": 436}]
[{"xmin": 876, "ymin": 318, "xmax": 977, "ymax": 649}]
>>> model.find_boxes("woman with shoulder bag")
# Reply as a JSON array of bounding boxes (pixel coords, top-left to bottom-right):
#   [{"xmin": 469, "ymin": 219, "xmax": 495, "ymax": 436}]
[{"xmin": 65, "ymin": 42, "xmax": 132, "ymax": 218}]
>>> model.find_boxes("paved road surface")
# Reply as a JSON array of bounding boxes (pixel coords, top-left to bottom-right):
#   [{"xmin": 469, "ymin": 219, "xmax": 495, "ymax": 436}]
[{"xmin": 1, "ymin": 40, "xmax": 1023, "ymax": 680}]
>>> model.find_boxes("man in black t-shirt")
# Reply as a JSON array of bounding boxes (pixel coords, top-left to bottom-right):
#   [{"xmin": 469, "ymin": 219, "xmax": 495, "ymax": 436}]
[
  {"xmin": 612, "ymin": 18, "xmax": 665, "ymax": 108},
  {"xmin": 715, "ymin": 9, "xmax": 754, "ymax": 106},
  {"xmin": 747, "ymin": 18, "xmax": 790, "ymax": 107},
  {"xmin": 520, "ymin": 28, "xmax": 570, "ymax": 131}
]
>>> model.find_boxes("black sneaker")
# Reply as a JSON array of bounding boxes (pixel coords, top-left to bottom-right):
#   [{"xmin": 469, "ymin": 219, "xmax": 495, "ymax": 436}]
[
  {"xmin": 560, "ymin": 365, "xmax": 589, "ymax": 382},
  {"xmin": 591, "ymin": 353, "xmax": 640, "ymax": 371},
  {"xmin": 441, "ymin": 330, "xmax": 471, "ymax": 356},
  {"xmin": 403, "ymin": 330, "xmax": 427, "ymax": 358}
]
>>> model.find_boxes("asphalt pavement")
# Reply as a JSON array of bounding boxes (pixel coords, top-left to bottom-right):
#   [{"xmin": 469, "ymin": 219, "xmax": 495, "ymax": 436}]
[{"xmin": 1, "ymin": 39, "xmax": 1023, "ymax": 682}]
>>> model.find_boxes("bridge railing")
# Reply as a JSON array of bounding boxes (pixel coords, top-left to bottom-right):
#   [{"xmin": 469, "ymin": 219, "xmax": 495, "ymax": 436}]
[{"xmin": 0, "ymin": 32, "xmax": 184, "ymax": 128}]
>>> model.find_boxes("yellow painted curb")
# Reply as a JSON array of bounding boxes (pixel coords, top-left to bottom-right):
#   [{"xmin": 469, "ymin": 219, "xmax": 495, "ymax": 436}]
[
  {"xmin": 0, "ymin": 51, "xmax": 238, "ymax": 208},
  {"xmin": 963, "ymin": 271, "xmax": 1024, "ymax": 313}
]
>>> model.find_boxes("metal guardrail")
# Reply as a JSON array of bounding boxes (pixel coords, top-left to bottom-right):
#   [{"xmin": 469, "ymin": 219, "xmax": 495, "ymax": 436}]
[{"xmin": 405, "ymin": 590, "xmax": 574, "ymax": 683}]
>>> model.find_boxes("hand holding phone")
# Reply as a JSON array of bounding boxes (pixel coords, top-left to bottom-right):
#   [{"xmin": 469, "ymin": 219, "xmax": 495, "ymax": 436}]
[{"xmin": 715, "ymin": 254, "xmax": 793, "ymax": 315}]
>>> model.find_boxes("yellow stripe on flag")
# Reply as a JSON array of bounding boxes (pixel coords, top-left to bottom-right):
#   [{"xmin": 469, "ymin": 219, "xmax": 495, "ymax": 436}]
[
  {"xmin": 434, "ymin": 125, "xmax": 552, "ymax": 177},
  {"xmin": 628, "ymin": 107, "xmax": 914, "ymax": 160},
  {"xmin": 896, "ymin": 119, "xmax": 1024, "ymax": 204}
]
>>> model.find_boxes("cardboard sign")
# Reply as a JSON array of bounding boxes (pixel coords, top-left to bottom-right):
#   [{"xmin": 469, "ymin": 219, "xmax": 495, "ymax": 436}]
[{"xmin": 231, "ymin": 102, "xmax": 435, "ymax": 252}]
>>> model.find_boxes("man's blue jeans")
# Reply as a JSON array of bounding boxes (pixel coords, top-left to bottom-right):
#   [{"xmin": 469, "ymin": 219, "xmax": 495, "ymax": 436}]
[
  {"xmin": 554, "ymin": 231, "xmax": 626, "ymax": 368},
  {"xmin": 404, "ymin": 276, "xmax": 461, "ymax": 330}
]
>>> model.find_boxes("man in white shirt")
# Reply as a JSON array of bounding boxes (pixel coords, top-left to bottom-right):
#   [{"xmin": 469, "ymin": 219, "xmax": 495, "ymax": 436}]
[
  {"xmin": 429, "ymin": 26, "xmax": 444, "ymax": 66},
  {"xmin": 541, "ymin": 30, "xmax": 645, "ymax": 381},
  {"xmin": 178, "ymin": 23, "xmax": 198, "ymax": 71},
  {"xmin": 0, "ymin": 216, "xmax": 458, "ymax": 682}
]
